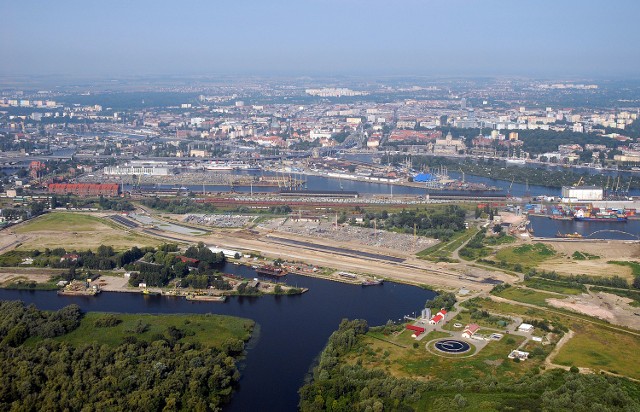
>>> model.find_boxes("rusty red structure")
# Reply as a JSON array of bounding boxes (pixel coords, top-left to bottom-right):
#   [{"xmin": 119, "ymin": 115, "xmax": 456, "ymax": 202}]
[{"xmin": 48, "ymin": 183, "xmax": 120, "ymax": 197}]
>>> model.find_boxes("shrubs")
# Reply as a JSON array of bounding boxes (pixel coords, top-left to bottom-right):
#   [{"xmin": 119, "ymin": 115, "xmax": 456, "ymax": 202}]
[
  {"xmin": 94, "ymin": 314, "xmax": 122, "ymax": 328},
  {"xmin": 426, "ymin": 291, "xmax": 457, "ymax": 311}
]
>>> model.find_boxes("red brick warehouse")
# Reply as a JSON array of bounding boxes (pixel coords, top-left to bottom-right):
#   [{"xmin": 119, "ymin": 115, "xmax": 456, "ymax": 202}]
[{"xmin": 47, "ymin": 183, "xmax": 120, "ymax": 197}]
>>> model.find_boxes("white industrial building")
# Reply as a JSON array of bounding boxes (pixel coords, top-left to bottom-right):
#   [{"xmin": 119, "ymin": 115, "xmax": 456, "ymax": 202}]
[
  {"xmin": 103, "ymin": 164, "xmax": 172, "ymax": 176},
  {"xmin": 561, "ymin": 185, "xmax": 603, "ymax": 202},
  {"xmin": 208, "ymin": 247, "xmax": 240, "ymax": 259}
]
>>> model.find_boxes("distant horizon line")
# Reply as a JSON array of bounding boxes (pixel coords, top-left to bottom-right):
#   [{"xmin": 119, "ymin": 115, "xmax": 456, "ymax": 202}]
[{"xmin": 1, "ymin": 72, "xmax": 640, "ymax": 85}]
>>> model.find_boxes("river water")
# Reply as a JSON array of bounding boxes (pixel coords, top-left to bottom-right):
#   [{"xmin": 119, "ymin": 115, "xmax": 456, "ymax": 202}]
[
  {"xmin": 0, "ymin": 268, "xmax": 435, "ymax": 412},
  {"xmin": 137, "ymin": 168, "xmax": 640, "ymax": 199},
  {"xmin": 529, "ymin": 215, "xmax": 640, "ymax": 240}
]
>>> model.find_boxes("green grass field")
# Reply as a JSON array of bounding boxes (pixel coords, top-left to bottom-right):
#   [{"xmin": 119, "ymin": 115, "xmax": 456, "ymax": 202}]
[
  {"xmin": 495, "ymin": 243, "xmax": 556, "ymax": 266},
  {"xmin": 16, "ymin": 212, "xmax": 104, "ymax": 232},
  {"xmin": 554, "ymin": 321, "xmax": 640, "ymax": 379},
  {"xmin": 349, "ymin": 329, "xmax": 530, "ymax": 383},
  {"xmin": 493, "ymin": 286, "xmax": 558, "ymax": 306},
  {"xmin": 524, "ymin": 277, "xmax": 586, "ymax": 295},
  {"xmin": 442, "ymin": 310, "xmax": 512, "ymax": 332},
  {"xmin": 56, "ymin": 312, "xmax": 254, "ymax": 348},
  {"xmin": 14, "ymin": 212, "xmax": 161, "ymax": 251},
  {"xmin": 465, "ymin": 298, "xmax": 640, "ymax": 380}
]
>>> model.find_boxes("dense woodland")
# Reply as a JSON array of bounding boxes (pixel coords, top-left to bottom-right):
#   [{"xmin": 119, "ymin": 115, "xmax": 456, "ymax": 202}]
[
  {"xmin": 0, "ymin": 301, "xmax": 246, "ymax": 411},
  {"xmin": 299, "ymin": 319, "xmax": 640, "ymax": 412}
]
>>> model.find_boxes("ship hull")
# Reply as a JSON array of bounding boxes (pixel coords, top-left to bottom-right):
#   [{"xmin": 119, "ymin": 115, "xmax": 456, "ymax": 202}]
[{"xmin": 574, "ymin": 217, "xmax": 627, "ymax": 222}]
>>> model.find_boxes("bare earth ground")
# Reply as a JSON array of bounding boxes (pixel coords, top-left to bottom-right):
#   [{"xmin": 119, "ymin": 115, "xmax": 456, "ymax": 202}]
[
  {"xmin": 10, "ymin": 214, "xmax": 159, "ymax": 251},
  {"xmin": 0, "ymin": 271, "xmax": 53, "ymax": 284},
  {"xmin": 0, "ymin": 231, "xmax": 25, "ymax": 253},
  {"xmin": 547, "ymin": 291, "xmax": 640, "ymax": 330},
  {"xmin": 538, "ymin": 241, "xmax": 640, "ymax": 280},
  {"xmin": 201, "ymin": 228, "xmax": 509, "ymax": 291},
  {"xmin": 93, "ymin": 274, "xmax": 132, "ymax": 292},
  {"xmin": 258, "ymin": 218, "xmax": 438, "ymax": 254}
]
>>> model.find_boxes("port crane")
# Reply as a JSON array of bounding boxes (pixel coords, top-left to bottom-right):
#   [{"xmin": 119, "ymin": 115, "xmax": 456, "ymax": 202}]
[{"xmin": 506, "ymin": 176, "xmax": 515, "ymax": 198}]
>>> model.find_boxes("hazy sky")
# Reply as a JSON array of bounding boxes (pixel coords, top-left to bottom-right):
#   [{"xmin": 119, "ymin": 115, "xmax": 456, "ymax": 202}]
[{"xmin": 2, "ymin": 0, "xmax": 639, "ymax": 78}]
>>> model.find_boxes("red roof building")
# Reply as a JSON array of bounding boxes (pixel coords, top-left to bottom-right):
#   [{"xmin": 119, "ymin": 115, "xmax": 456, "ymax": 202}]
[
  {"xmin": 48, "ymin": 183, "xmax": 120, "ymax": 197},
  {"xmin": 429, "ymin": 309, "xmax": 447, "ymax": 325},
  {"xmin": 462, "ymin": 323, "xmax": 480, "ymax": 338},
  {"xmin": 176, "ymin": 256, "xmax": 200, "ymax": 266},
  {"xmin": 406, "ymin": 324, "xmax": 426, "ymax": 336}
]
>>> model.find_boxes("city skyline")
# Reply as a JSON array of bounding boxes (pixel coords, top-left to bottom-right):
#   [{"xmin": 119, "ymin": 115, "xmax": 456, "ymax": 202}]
[{"xmin": 2, "ymin": 0, "xmax": 640, "ymax": 78}]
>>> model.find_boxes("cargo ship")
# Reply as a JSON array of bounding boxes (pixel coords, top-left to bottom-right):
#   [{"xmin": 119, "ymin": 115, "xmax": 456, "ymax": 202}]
[
  {"xmin": 574, "ymin": 209, "xmax": 627, "ymax": 222},
  {"xmin": 550, "ymin": 215, "xmax": 573, "ymax": 221},
  {"xmin": 256, "ymin": 265, "xmax": 287, "ymax": 277}
]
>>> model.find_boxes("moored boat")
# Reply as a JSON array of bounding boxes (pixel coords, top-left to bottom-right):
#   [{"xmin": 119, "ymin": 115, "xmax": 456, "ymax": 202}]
[
  {"xmin": 556, "ymin": 231, "xmax": 583, "ymax": 239},
  {"xmin": 256, "ymin": 265, "xmax": 287, "ymax": 277},
  {"xmin": 362, "ymin": 278, "xmax": 384, "ymax": 286}
]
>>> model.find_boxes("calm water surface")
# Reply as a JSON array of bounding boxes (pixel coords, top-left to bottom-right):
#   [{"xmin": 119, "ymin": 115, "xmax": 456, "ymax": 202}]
[{"xmin": 0, "ymin": 270, "xmax": 435, "ymax": 412}]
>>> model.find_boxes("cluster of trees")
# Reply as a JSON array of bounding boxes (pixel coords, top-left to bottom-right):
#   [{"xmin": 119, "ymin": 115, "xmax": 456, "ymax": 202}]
[
  {"xmin": 0, "ymin": 301, "xmax": 82, "ymax": 346},
  {"xmin": 181, "ymin": 275, "xmax": 232, "ymax": 290},
  {"xmin": 4, "ymin": 244, "xmax": 154, "ymax": 273},
  {"xmin": 128, "ymin": 243, "xmax": 226, "ymax": 288},
  {"xmin": 141, "ymin": 198, "xmax": 294, "ymax": 216},
  {"xmin": 299, "ymin": 318, "xmax": 640, "ymax": 411},
  {"xmin": 299, "ymin": 319, "xmax": 423, "ymax": 411},
  {"xmin": 0, "ymin": 301, "xmax": 245, "ymax": 411},
  {"xmin": 533, "ymin": 269, "xmax": 632, "ymax": 289},
  {"xmin": 425, "ymin": 291, "xmax": 457, "ymax": 311},
  {"xmin": 0, "ymin": 242, "xmax": 232, "ymax": 290},
  {"xmin": 459, "ymin": 229, "xmax": 490, "ymax": 260},
  {"xmin": 268, "ymin": 205, "xmax": 292, "ymax": 214},
  {"xmin": 351, "ymin": 206, "xmax": 466, "ymax": 241},
  {"xmin": 141, "ymin": 197, "xmax": 218, "ymax": 214}
]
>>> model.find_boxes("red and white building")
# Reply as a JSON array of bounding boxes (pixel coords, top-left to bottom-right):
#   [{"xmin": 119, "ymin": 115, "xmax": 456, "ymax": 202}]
[
  {"xmin": 461, "ymin": 323, "xmax": 480, "ymax": 339},
  {"xmin": 428, "ymin": 309, "xmax": 447, "ymax": 325}
]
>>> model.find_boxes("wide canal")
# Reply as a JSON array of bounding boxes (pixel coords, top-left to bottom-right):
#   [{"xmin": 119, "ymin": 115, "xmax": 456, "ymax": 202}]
[{"xmin": 0, "ymin": 272, "xmax": 435, "ymax": 411}]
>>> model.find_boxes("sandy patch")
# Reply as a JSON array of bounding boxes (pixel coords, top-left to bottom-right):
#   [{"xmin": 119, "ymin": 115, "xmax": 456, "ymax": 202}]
[
  {"xmin": 539, "ymin": 259, "xmax": 635, "ymax": 280},
  {"xmin": 0, "ymin": 272, "xmax": 53, "ymax": 284},
  {"xmin": 547, "ymin": 292, "xmax": 640, "ymax": 330},
  {"xmin": 541, "ymin": 241, "xmax": 640, "ymax": 260},
  {"xmin": 93, "ymin": 275, "xmax": 133, "ymax": 292},
  {"xmin": 538, "ymin": 241, "xmax": 640, "ymax": 280}
]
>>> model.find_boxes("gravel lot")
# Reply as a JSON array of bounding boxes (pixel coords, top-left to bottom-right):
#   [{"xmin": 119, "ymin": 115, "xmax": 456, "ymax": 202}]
[
  {"xmin": 184, "ymin": 214, "xmax": 255, "ymax": 228},
  {"xmin": 259, "ymin": 218, "xmax": 438, "ymax": 253}
]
